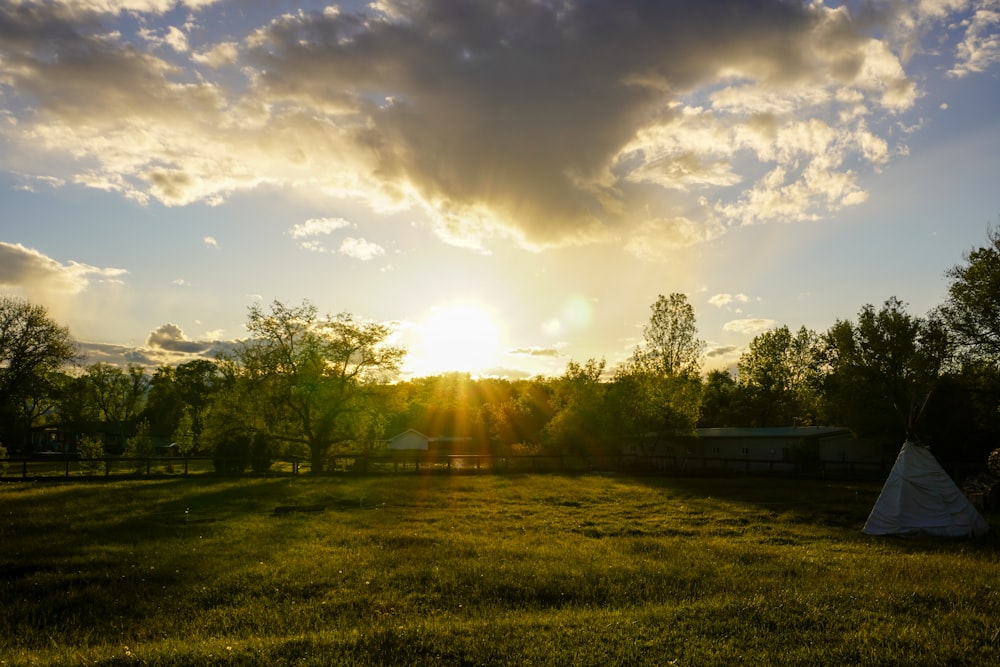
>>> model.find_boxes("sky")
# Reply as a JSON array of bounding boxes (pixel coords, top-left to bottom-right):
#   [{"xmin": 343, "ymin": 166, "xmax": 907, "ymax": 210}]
[{"xmin": 1, "ymin": 0, "xmax": 998, "ymax": 380}]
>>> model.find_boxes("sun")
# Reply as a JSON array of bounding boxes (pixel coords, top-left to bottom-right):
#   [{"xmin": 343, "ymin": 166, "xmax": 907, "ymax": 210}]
[{"xmin": 409, "ymin": 301, "xmax": 502, "ymax": 377}]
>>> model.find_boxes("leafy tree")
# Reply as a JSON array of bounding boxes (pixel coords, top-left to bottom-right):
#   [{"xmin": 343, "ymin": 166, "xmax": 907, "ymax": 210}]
[
  {"xmin": 481, "ymin": 380, "xmax": 554, "ymax": 450},
  {"xmin": 145, "ymin": 359, "xmax": 223, "ymax": 448},
  {"xmin": 123, "ymin": 419, "xmax": 154, "ymax": 473},
  {"xmin": 225, "ymin": 300, "xmax": 405, "ymax": 472},
  {"xmin": 0, "ymin": 296, "xmax": 78, "ymax": 451},
  {"xmin": 79, "ymin": 363, "xmax": 150, "ymax": 452},
  {"xmin": 542, "ymin": 358, "xmax": 610, "ymax": 457},
  {"xmin": 737, "ymin": 325, "xmax": 824, "ymax": 426},
  {"xmin": 940, "ymin": 225, "xmax": 1000, "ymax": 362},
  {"xmin": 607, "ymin": 358, "xmax": 702, "ymax": 452},
  {"xmin": 824, "ymin": 298, "xmax": 950, "ymax": 444},
  {"xmin": 608, "ymin": 293, "xmax": 705, "ymax": 448},
  {"xmin": 638, "ymin": 293, "xmax": 705, "ymax": 378},
  {"xmin": 699, "ymin": 369, "xmax": 750, "ymax": 427}
]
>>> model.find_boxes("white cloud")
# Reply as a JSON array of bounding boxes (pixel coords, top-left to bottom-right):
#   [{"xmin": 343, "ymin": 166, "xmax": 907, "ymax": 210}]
[
  {"xmin": 339, "ymin": 237, "xmax": 385, "ymax": 261},
  {"xmin": 948, "ymin": 7, "xmax": 1000, "ymax": 77},
  {"xmin": 203, "ymin": 236, "xmax": 218, "ymax": 248},
  {"xmin": 709, "ymin": 293, "xmax": 750, "ymax": 308},
  {"xmin": 289, "ymin": 217, "xmax": 353, "ymax": 239}
]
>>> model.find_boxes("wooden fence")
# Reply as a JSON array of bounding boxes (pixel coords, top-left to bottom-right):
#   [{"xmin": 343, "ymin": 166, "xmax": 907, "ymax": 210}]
[{"xmin": 0, "ymin": 453, "xmax": 889, "ymax": 481}]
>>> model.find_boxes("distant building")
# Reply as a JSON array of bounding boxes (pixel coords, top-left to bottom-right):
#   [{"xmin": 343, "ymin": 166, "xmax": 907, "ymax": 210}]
[
  {"xmin": 386, "ymin": 429, "xmax": 474, "ymax": 453},
  {"xmin": 638, "ymin": 426, "xmax": 882, "ymax": 472}
]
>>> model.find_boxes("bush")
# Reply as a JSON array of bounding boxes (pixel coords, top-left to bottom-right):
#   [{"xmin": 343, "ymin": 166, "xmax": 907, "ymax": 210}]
[
  {"xmin": 77, "ymin": 435, "xmax": 105, "ymax": 475},
  {"xmin": 212, "ymin": 431, "xmax": 252, "ymax": 474},
  {"xmin": 123, "ymin": 421, "xmax": 154, "ymax": 474}
]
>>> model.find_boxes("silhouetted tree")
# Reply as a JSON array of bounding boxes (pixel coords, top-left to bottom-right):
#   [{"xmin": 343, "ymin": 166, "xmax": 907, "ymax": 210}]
[
  {"xmin": 824, "ymin": 298, "xmax": 949, "ymax": 446},
  {"xmin": 940, "ymin": 224, "xmax": 1000, "ymax": 362},
  {"xmin": 543, "ymin": 358, "xmax": 610, "ymax": 457},
  {"xmin": 737, "ymin": 325, "xmax": 824, "ymax": 426},
  {"xmin": 0, "ymin": 297, "xmax": 78, "ymax": 451},
  {"xmin": 222, "ymin": 300, "xmax": 405, "ymax": 472}
]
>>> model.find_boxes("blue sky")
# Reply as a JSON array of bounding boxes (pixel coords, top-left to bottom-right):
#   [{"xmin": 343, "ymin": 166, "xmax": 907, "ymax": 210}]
[{"xmin": 1, "ymin": 0, "xmax": 998, "ymax": 379}]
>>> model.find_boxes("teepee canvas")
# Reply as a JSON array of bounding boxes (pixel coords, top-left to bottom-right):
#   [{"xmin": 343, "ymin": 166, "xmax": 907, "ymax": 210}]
[{"xmin": 863, "ymin": 441, "xmax": 990, "ymax": 538}]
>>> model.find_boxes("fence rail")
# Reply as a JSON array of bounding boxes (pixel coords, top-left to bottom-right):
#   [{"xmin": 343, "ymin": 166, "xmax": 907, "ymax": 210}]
[{"xmin": 0, "ymin": 453, "xmax": 890, "ymax": 481}]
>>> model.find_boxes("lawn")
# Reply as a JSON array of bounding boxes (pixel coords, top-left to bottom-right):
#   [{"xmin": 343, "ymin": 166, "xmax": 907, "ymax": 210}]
[{"xmin": 1, "ymin": 473, "xmax": 997, "ymax": 666}]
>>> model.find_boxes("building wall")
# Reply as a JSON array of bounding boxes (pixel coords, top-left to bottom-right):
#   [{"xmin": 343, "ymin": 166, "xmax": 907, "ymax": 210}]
[{"xmin": 388, "ymin": 430, "xmax": 429, "ymax": 451}]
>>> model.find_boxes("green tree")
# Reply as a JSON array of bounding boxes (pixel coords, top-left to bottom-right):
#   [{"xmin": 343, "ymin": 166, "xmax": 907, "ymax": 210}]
[
  {"xmin": 145, "ymin": 359, "xmax": 223, "ymax": 449},
  {"xmin": 737, "ymin": 325, "xmax": 824, "ymax": 426},
  {"xmin": 699, "ymin": 369, "xmax": 749, "ymax": 427},
  {"xmin": 824, "ymin": 298, "xmax": 950, "ymax": 443},
  {"xmin": 638, "ymin": 293, "xmax": 705, "ymax": 378},
  {"xmin": 608, "ymin": 293, "xmax": 705, "ymax": 449},
  {"xmin": 542, "ymin": 358, "xmax": 610, "ymax": 457},
  {"xmin": 940, "ymin": 225, "xmax": 1000, "ymax": 361},
  {"xmin": 226, "ymin": 300, "xmax": 405, "ymax": 472},
  {"xmin": 80, "ymin": 363, "xmax": 149, "ymax": 452},
  {"xmin": 0, "ymin": 297, "xmax": 78, "ymax": 451},
  {"xmin": 123, "ymin": 419, "xmax": 154, "ymax": 473}
]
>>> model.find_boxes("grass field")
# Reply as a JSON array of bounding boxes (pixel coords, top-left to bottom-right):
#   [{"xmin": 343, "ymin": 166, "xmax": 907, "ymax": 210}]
[{"xmin": 1, "ymin": 473, "xmax": 997, "ymax": 666}]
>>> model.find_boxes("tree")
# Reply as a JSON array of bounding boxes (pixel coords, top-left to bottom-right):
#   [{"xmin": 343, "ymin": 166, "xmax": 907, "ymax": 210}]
[
  {"xmin": 0, "ymin": 297, "xmax": 78, "ymax": 451},
  {"xmin": 79, "ymin": 363, "xmax": 150, "ymax": 452},
  {"xmin": 940, "ymin": 225, "xmax": 1000, "ymax": 362},
  {"xmin": 736, "ymin": 325, "xmax": 824, "ymax": 426},
  {"xmin": 638, "ymin": 293, "xmax": 705, "ymax": 378},
  {"xmin": 226, "ymin": 300, "xmax": 405, "ymax": 472},
  {"xmin": 144, "ymin": 359, "xmax": 223, "ymax": 449},
  {"xmin": 542, "ymin": 358, "xmax": 610, "ymax": 457},
  {"xmin": 608, "ymin": 293, "xmax": 705, "ymax": 448},
  {"xmin": 824, "ymin": 298, "xmax": 950, "ymax": 443}
]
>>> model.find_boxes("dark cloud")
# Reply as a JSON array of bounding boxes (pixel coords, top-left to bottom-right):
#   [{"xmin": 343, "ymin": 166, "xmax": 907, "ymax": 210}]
[
  {"xmin": 249, "ymin": 1, "xmax": 843, "ymax": 245},
  {"xmin": 1, "ymin": 1, "xmax": 986, "ymax": 253},
  {"xmin": 146, "ymin": 323, "xmax": 213, "ymax": 354}
]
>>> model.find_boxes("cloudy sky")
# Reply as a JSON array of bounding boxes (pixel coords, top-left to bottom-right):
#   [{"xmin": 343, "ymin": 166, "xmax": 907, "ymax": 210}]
[{"xmin": 1, "ymin": 0, "xmax": 998, "ymax": 378}]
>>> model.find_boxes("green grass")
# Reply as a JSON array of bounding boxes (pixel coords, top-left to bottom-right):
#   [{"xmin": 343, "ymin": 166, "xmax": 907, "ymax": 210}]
[{"xmin": 1, "ymin": 474, "xmax": 998, "ymax": 666}]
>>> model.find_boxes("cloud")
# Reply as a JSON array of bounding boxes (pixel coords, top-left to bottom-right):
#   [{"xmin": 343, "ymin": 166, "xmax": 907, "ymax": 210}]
[
  {"xmin": 203, "ymin": 236, "xmax": 218, "ymax": 248},
  {"xmin": 708, "ymin": 293, "xmax": 751, "ymax": 308},
  {"xmin": 0, "ymin": 242, "xmax": 126, "ymax": 298},
  {"xmin": 0, "ymin": 1, "xmax": 994, "ymax": 255},
  {"xmin": 947, "ymin": 7, "xmax": 1000, "ymax": 77},
  {"xmin": 289, "ymin": 217, "xmax": 353, "ymax": 239},
  {"xmin": 724, "ymin": 318, "xmax": 778, "ymax": 335},
  {"xmin": 509, "ymin": 346, "xmax": 564, "ymax": 358},
  {"xmin": 705, "ymin": 344, "xmax": 741, "ymax": 358},
  {"xmin": 146, "ymin": 323, "xmax": 212, "ymax": 354},
  {"xmin": 338, "ymin": 237, "xmax": 385, "ymax": 261}
]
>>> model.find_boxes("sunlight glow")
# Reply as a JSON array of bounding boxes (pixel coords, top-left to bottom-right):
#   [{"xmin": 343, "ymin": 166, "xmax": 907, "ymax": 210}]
[{"xmin": 409, "ymin": 301, "xmax": 502, "ymax": 377}]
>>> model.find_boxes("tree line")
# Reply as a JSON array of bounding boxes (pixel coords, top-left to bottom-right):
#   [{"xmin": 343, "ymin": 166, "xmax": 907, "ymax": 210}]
[{"xmin": 1, "ymin": 228, "xmax": 998, "ymax": 471}]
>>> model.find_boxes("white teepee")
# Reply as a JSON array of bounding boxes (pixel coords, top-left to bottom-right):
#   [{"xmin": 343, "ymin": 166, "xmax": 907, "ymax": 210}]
[{"xmin": 863, "ymin": 440, "xmax": 991, "ymax": 538}]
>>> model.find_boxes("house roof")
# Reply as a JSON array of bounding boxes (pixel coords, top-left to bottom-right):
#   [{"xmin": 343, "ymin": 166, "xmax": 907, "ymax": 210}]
[{"xmin": 388, "ymin": 429, "xmax": 472, "ymax": 443}]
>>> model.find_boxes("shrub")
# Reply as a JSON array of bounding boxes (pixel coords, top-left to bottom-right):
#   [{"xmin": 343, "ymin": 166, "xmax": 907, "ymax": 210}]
[
  {"xmin": 212, "ymin": 431, "xmax": 252, "ymax": 474},
  {"xmin": 123, "ymin": 420, "xmax": 154, "ymax": 474},
  {"xmin": 77, "ymin": 435, "xmax": 105, "ymax": 475}
]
